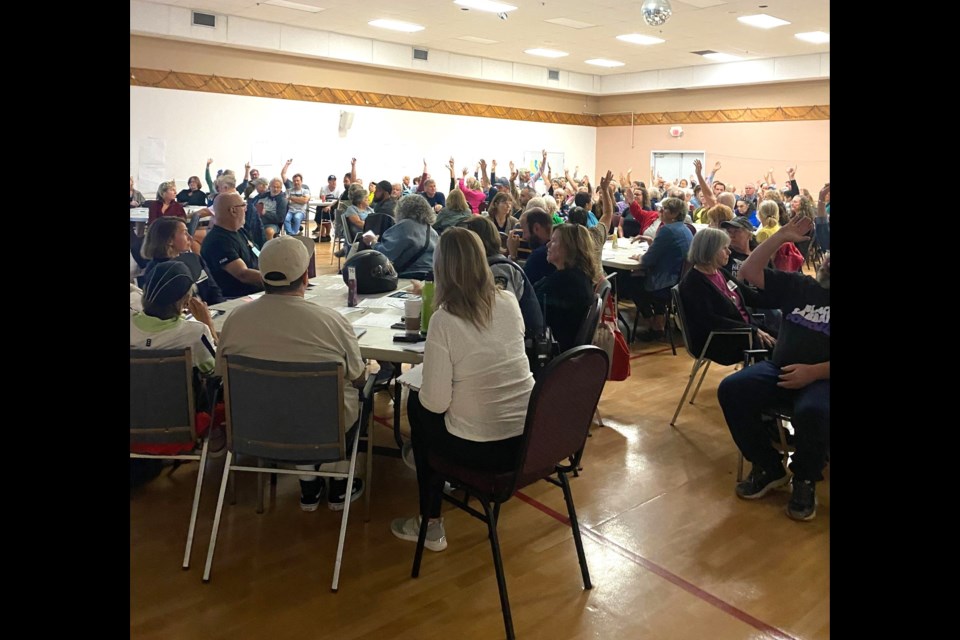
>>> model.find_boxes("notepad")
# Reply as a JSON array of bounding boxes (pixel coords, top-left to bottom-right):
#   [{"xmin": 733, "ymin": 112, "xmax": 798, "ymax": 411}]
[{"xmin": 397, "ymin": 364, "xmax": 423, "ymax": 390}]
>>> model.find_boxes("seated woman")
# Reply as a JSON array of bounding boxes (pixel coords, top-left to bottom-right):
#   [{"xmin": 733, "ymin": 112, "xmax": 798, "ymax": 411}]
[
  {"xmin": 433, "ymin": 188, "xmax": 473, "ymax": 234},
  {"xmin": 337, "ymin": 183, "xmax": 371, "ymax": 257},
  {"xmin": 629, "ymin": 197, "xmax": 693, "ymax": 341},
  {"xmin": 390, "ymin": 227, "xmax": 535, "ymax": 552},
  {"xmin": 257, "ymin": 178, "xmax": 288, "ymax": 241},
  {"xmin": 460, "ymin": 215, "xmax": 544, "ymax": 340},
  {"xmin": 176, "ymin": 176, "xmax": 207, "ymax": 206},
  {"xmin": 535, "ymin": 223, "xmax": 602, "ymax": 352},
  {"xmin": 705, "ymin": 203, "xmax": 735, "ymax": 229},
  {"xmin": 361, "ymin": 194, "xmax": 438, "ymax": 278},
  {"xmin": 147, "ymin": 181, "xmax": 187, "ymax": 224},
  {"xmin": 754, "ymin": 200, "xmax": 781, "ymax": 243},
  {"xmin": 130, "ymin": 177, "xmax": 145, "ymax": 208},
  {"xmin": 483, "ymin": 191, "xmax": 520, "ymax": 236},
  {"xmin": 141, "ymin": 217, "xmax": 224, "ymax": 305},
  {"xmin": 735, "ymin": 198, "xmax": 759, "ymax": 228},
  {"xmin": 679, "ymin": 228, "xmax": 776, "ymax": 365}
]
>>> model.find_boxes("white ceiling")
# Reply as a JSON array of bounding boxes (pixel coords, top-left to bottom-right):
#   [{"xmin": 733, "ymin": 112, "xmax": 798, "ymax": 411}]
[{"xmin": 133, "ymin": 0, "xmax": 829, "ymax": 92}]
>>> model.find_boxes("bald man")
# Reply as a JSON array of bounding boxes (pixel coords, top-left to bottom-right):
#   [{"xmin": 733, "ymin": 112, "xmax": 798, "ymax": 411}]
[{"xmin": 200, "ymin": 192, "xmax": 264, "ymax": 298}]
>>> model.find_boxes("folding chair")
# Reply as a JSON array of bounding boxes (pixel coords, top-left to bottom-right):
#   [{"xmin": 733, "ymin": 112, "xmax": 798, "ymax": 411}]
[
  {"xmin": 202, "ymin": 356, "xmax": 377, "ymax": 591},
  {"xmin": 411, "ymin": 346, "xmax": 609, "ymax": 640},
  {"xmin": 130, "ymin": 348, "xmax": 208, "ymax": 570}
]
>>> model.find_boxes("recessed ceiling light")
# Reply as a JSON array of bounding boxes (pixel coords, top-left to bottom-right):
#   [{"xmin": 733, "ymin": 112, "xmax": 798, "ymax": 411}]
[
  {"xmin": 737, "ymin": 14, "xmax": 790, "ymax": 29},
  {"xmin": 524, "ymin": 48, "xmax": 569, "ymax": 58},
  {"xmin": 616, "ymin": 33, "xmax": 665, "ymax": 45},
  {"xmin": 795, "ymin": 31, "xmax": 830, "ymax": 44},
  {"xmin": 454, "ymin": 0, "xmax": 517, "ymax": 13},
  {"xmin": 457, "ymin": 35, "xmax": 499, "ymax": 44},
  {"xmin": 701, "ymin": 52, "xmax": 743, "ymax": 62},
  {"xmin": 585, "ymin": 58, "xmax": 625, "ymax": 68},
  {"xmin": 264, "ymin": 0, "xmax": 326, "ymax": 12},
  {"xmin": 368, "ymin": 19, "xmax": 424, "ymax": 33}
]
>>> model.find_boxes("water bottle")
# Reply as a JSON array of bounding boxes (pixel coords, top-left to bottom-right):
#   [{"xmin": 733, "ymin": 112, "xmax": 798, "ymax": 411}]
[
  {"xmin": 611, "ymin": 226, "xmax": 619, "ymax": 249},
  {"xmin": 420, "ymin": 277, "xmax": 435, "ymax": 335},
  {"xmin": 347, "ymin": 267, "xmax": 358, "ymax": 307}
]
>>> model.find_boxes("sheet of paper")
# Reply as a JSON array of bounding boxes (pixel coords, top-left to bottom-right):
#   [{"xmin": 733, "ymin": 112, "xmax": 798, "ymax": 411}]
[
  {"xmin": 402, "ymin": 343, "xmax": 426, "ymax": 354},
  {"xmin": 397, "ymin": 363, "xmax": 423, "ymax": 390},
  {"xmin": 358, "ymin": 297, "xmax": 406, "ymax": 309},
  {"xmin": 138, "ymin": 164, "xmax": 168, "ymax": 197},
  {"xmin": 352, "ymin": 313, "xmax": 402, "ymax": 328},
  {"xmin": 332, "ymin": 306, "xmax": 364, "ymax": 316}
]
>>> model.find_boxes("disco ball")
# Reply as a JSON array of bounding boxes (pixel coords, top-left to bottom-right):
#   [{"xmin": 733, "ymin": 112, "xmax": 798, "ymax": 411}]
[{"xmin": 641, "ymin": 0, "xmax": 672, "ymax": 27}]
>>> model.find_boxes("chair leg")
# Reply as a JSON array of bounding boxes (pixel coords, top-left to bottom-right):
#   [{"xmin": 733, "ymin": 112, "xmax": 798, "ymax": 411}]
[
  {"xmin": 689, "ymin": 359, "xmax": 712, "ymax": 404},
  {"xmin": 364, "ymin": 416, "xmax": 374, "ymax": 523},
  {"xmin": 480, "ymin": 500, "xmax": 515, "ymax": 640},
  {"xmin": 618, "ymin": 310, "xmax": 632, "ymax": 343},
  {"xmin": 256, "ymin": 459, "xmax": 265, "ymax": 515},
  {"xmin": 331, "ymin": 425, "xmax": 363, "ymax": 592},
  {"xmin": 182, "ymin": 438, "xmax": 209, "ymax": 570},
  {"xmin": 737, "ymin": 452, "xmax": 744, "ymax": 482},
  {"xmin": 666, "ymin": 311, "xmax": 677, "ymax": 356},
  {"xmin": 558, "ymin": 471, "xmax": 592, "ymax": 589},
  {"xmin": 203, "ymin": 451, "xmax": 233, "ymax": 582},
  {"xmin": 631, "ymin": 309, "xmax": 641, "ymax": 343},
  {"xmin": 411, "ymin": 511, "xmax": 429, "ymax": 578},
  {"xmin": 670, "ymin": 358, "xmax": 704, "ymax": 427}
]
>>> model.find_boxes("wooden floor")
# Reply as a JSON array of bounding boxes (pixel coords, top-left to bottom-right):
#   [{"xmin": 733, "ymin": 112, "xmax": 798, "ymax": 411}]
[{"xmin": 131, "ymin": 224, "xmax": 829, "ymax": 640}]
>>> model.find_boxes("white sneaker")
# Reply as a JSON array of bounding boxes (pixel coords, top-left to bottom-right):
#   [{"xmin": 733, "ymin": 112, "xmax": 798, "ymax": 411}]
[{"xmin": 390, "ymin": 516, "xmax": 447, "ymax": 552}]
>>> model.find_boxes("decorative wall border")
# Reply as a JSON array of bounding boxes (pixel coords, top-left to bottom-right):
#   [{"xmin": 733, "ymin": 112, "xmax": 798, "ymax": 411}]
[{"xmin": 131, "ymin": 68, "xmax": 829, "ymax": 127}]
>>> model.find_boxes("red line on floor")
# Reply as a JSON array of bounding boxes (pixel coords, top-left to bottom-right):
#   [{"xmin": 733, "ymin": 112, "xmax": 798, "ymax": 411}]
[
  {"xmin": 514, "ymin": 490, "xmax": 799, "ymax": 640},
  {"xmin": 629, "ymin": 346, "xmax": 674, "ymax": 360},
  {"xmin": 373, "ymin": 415, "xmax": 393, "ymax": 428}
]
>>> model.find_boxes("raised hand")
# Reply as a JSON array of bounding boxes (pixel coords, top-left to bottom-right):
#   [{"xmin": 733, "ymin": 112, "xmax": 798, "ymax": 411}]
[
  {"xmin": 244, "ymin": 161, "xmax": 250, "ymax": 170},
  {"xmin": 491, "ymin": 159, "xmax": 497, "ymax": 170},
  {"xmin": 479, "ymin": 159, "xmax": 487, "ymax": 170},
  {"xmin": 206, "ymin": 158, "xmax": 213, "ymax": 166},
  {"xmin": 285, "ymin": 158, "xmax": 293, "ymax": 165},
  {"xmin": 819, "ymin": 183, "xmax": 830, "ymax": 201},
  {"xmin": 786, "ymin": 167, "xmax": 796, "ymax": 179},
  {"xmin": 448, "ymin": 157, "xmax": 455, "ymax": 169},
  {"xmin": 778, "ymin": 214, "xmax": 813, "ymax": 242},
  {"xmin": 693, "ymin": 159, "xmax": 703, "ymax": 175},
  {"xmin": 509, "ymin": 160, "xmax": 515, "ymax": 172},
  {"xmin": 713, "ymin": 161, "xmax": 721, "ymax": 171}
]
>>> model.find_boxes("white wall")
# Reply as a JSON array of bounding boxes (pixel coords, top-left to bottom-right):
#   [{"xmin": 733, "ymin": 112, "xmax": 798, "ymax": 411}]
[{"xmin": 130, "ymin": 86, "xmax": 597, "ymax": 197}]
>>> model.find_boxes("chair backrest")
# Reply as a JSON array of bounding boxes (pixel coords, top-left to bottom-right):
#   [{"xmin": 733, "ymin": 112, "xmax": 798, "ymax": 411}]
[
  {"xmin": 573, "ymin": 293, "xmax": 603, "ymax": 348},
  {"xmin": 130, "ymin": 348, "xmax": 197, "ymax": 448},
  {"xmin": 363, "ymin": 213, "xmax": 396, "ymax": 237},
  {"xmin": 670, "ymin": 285, "xmax": 697, "ymax": 360},
  {"xmin": 514, "ymin": 346, "xmax": 609, "ymax": 489},
  {"xmin": 222, "ymin": 355, "xmax": 346, "ymax": 463},
  {"xmin": 611, "ymin": 212, "xmax": 622, "ymax": 231},
  {"xmin": 596, "ymin": 277, "xmax": 613, "ymax": 310}
]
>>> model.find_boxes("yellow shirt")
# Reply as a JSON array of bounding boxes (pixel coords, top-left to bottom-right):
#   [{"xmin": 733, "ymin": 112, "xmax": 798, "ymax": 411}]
[{"xmin": 755, "ymin": 223, "xmax": 780, "ymax": 243}]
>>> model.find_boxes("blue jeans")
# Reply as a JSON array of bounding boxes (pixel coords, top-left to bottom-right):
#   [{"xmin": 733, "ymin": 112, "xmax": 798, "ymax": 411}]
[
  {"xmin": 284, "ymin": 210, "xmax": 305, "ymax": 235},
  {"xmin": 717, "ymin": 359, "xmax": 830, "ymax": 481}
]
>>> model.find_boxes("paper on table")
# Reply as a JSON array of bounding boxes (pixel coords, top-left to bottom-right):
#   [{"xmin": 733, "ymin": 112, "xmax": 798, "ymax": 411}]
[
  {"xmin": 397, "ymin": 364, "xmax": 423, "ymax": 390},
  {"xmin": 332, "ymin": 306, "xmax": 364, "ymax": 316},
  {"xmin": 358, "ymin": 297, "xmax": 406, "ymax": 309},
  {"xmin": 402, "ymin": 342, "xmax": 426, "ymax": 353},
  {"xmin": 352, "ymin": 313, "xmax": 402, "ymax": 328}
]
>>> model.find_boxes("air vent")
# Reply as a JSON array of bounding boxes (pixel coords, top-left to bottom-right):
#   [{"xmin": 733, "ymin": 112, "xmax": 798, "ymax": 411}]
[
  {"xmin": 192, "ymin": 11, "xmax": 216, "ymax": 28},
  {"xmin": 413, "ymin": 48, "xmax": 429, "ymax": 61},
  {"xmin": 548, "ymin": 69, "xmax": 560, "ymax": 80}
]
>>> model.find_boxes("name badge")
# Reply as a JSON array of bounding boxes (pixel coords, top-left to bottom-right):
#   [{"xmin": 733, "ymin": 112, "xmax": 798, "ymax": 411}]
[
  {"xmin": 251, "ymin": 245, "xmax": 261, "ymax": 257},
  {"xmin": 726, "ymin": 280, "xmax": 738, "ymax": 292}
]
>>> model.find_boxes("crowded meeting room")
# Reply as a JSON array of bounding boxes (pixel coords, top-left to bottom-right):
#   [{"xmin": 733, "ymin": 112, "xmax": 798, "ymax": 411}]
[{"xmin": 130, "ymin": 0, "xmax": 830, "ymax": 638}]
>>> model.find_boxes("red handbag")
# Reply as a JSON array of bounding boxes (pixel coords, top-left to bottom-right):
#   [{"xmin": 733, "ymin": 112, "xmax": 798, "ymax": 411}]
[{"xmin": 596, "ymin": 294, "xmax": 631, "ymax": 381}]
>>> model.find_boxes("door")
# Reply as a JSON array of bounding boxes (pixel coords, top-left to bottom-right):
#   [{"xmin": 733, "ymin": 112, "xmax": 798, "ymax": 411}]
[{"xmin": 650, "ymin": 151, "xmax": 705, "ymax": 185}]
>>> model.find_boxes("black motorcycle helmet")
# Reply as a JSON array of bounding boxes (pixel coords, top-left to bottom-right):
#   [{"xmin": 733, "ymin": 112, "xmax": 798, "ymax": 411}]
[{"xmin": 341, "ymin": 249, "xmax": 398, "ymax": 294}]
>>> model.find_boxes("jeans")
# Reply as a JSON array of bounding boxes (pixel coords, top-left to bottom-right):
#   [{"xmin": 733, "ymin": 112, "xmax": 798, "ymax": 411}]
[
  {"xmin": 718, "ymin": 359, "xmax": 830, "ymax": 481},
  {"xmin": 284, "ymin": 210, "xmax": 305, "ymax": 235}
]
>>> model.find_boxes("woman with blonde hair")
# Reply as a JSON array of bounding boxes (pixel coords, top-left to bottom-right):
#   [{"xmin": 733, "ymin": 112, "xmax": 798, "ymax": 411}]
[
  {"xmin": 705, "ymin": 203, "xmax": 735, "ymax": 229},
  {"xmin": 755, "ymin": 200, "xmax": 781, "ymax": 243},
  {"xmin": 433, "ymin": 188, "xmax": 473, "ymax": 234},
  {"xmin": 535, "ymin": 223, "xmax": 602, "ymax": 352},
  {"xmin": 390, "ymin": 227, "xmax": 534, "ymax": 552}
]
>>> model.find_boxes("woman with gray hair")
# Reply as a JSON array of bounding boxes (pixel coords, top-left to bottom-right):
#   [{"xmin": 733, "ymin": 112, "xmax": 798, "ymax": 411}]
[
  {"xmin": 360, "ymin": 194, "xmax": 439, "ymax": 277},
  {"xmin": 678, "ymin": 227, "xmax": 776, "ymax": 364},
  {"xmin": 147, "ymin": 181, "xmax": 187, "ymax": 224}
]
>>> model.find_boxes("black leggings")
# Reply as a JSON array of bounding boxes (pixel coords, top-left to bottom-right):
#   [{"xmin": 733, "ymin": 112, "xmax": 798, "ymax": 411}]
[{"xmin": 408, "ymin": 391, "xmax": 522, "ymax": 518}]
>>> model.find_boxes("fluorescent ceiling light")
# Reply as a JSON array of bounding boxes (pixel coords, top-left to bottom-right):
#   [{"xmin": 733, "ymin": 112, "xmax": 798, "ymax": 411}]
[
  {"xmin": 616, "ymin": 33, "xmax": 665, "ymax": 45},
  {"xmin": 264, "ymin": 0, "xmax": 326, "ymax": 12},
  {"xmin": 544, "ymin": 18, "xmax": 595, "ymax": 29},
  {"xmin": 737, "ymin": 14, "xmax": 790, "ymax": 29},
  {"xmin": 701, "ymin": 52, "xmax": 743, "ymax": 62},
  {"xmin": 524, "ymin": 48, "xmax": 569, "ymax": 58},
  {"xmin": 585, "ymin": 58, "xmax": 625, "ymax": 68},
  {"xmin": 795, "ymin": 31, "xmax": 830, "ymax": 44},
  {"xmin": 454, "ymin": 0, "xmax": 518, "ymax": 12},
  {"xmin": 457, "ymin": 35, "xmax": 499, "ymax": 44},
  {"xmin": 368, "ymin": 19, "xmax": 424, "ymax": 33}
]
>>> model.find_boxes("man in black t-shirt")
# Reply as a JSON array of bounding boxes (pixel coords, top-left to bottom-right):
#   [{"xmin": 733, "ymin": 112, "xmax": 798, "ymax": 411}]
[
  {"xmin": 717, "ymin": 216, "xmax": 829, "ymax": 521},
  {"xmin": 200, "ymin": 193, "xmax": 264, "ymax": 299}
]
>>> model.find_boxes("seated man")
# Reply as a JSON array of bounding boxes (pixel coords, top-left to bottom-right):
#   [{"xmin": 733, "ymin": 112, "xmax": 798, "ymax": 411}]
[
  {"xmin": 717, "ymin": 216, "xmax": 829, "ymax": 522},
  {"xmin": 215, "ymin": 236, "xmax": 366, "ymax": 512},
  {"xmin": 506, "ymin": 207, "xmax": 555, "ymax": 286},
  {"xmin": 283, "ymin": 173, "xmax": 311, "ymax": 236},
  {"xmin": 200, "ymin": 193, "xmax": 264, "ymax": 299}
]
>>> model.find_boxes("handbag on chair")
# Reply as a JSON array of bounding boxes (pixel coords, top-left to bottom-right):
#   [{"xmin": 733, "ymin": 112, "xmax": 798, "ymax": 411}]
[{"xmin": 595, "ymin": 293, "xmax": 631, "ymax": 381}]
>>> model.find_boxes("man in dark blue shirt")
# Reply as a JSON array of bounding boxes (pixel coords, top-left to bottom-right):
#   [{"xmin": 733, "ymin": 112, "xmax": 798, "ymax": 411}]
[{"xmin": 507, "ymin": 207, "xmax": 555, "ymax": 286}]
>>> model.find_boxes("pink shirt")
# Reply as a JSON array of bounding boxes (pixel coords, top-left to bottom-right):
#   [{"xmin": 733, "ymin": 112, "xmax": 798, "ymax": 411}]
[
  {"xmin": 704, "ymin": 271, "xmax": 751, "ymax": 323},
  {"xmin": 459, "ymin": 178, "xmax": 486, "ymax": 214}
]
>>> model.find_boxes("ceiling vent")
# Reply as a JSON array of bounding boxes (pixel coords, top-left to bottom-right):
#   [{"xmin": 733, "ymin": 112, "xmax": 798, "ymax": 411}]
[
  {"xmin": 547, "ymin": 69, "xmax": 560, "ymax": 80},
  {"xmin": 192, "ymin": 11, "xmax": 217, "ymax": 28},
  {"xmin": 413, "ymin": 48, "xmax": 429, "ymax": 61}
]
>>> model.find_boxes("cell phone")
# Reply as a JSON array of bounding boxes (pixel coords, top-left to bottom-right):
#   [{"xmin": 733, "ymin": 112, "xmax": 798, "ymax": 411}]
[{"xmin": 393, "ymin": 334, "xmax": 425, "ymax": 343}]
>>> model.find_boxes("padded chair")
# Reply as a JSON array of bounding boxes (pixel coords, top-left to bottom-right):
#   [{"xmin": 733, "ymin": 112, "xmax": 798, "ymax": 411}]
[
  {"xmin": 670, "ymin": 285, "xmax": 754, "ymax": 427},
  {"xmin": 130, "ymin": 348, "xmax": 209, "ymax": 570},
  {"xmin": 410, "ymin": 345, "xmax": 609, "ymax": 640},
  {"xmin": 202, "ymin": 356, "xmax": 377, "ymax": 591}
]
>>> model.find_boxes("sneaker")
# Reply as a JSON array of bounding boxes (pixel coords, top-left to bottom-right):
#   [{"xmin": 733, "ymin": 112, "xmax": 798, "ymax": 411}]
[
  {"xmin": 299, "ymin": 478, "xmax": 326, "ymax": 512},
  {"xmin": 786, "ymin": 479, "xmax": 817, "ymax": 521},
  {"xmin": 390, "ymin": 515, "xmax": 447, "ymax": 552},
  {"xmin": 735, "ymin": 465, "xmax": 790, "ymax": 500},
  {"xmin": 328, "ymin": 478, "xmax": 364, "ymax": 511},
  {"xmin": 207, "ymin": 427, "xmax": 226, "ymax": 459},
  {"xmin": 401, "ymin": 441, "xmax": 417, "ymax": 471}
]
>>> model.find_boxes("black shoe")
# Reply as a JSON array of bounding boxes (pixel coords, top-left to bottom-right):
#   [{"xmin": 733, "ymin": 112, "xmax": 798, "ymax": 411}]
[
  {"xmin": 328, "ymin": 478, "xmax": 364, "ymax": 511},
  {"xmin": 334, "ymin": 248, "xmax": 346, "ymax": 258},
  {"xmin": 314, "ymin": 236, "xmax": 321, "ymax": 243},
  {"xmin": 299, "ymin": 478, "xmax": 327, "ymax": 512},
  {"xmin": 786, "ymin": 479, "xmax": 817, "ymax": 521},
  {"xmin": 320, "ymin": 236, "xmax": 332, "ymax": 242},
  {"xmin": 735, "ymin": 465, "xmax": 789, "ymax": 500}
]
